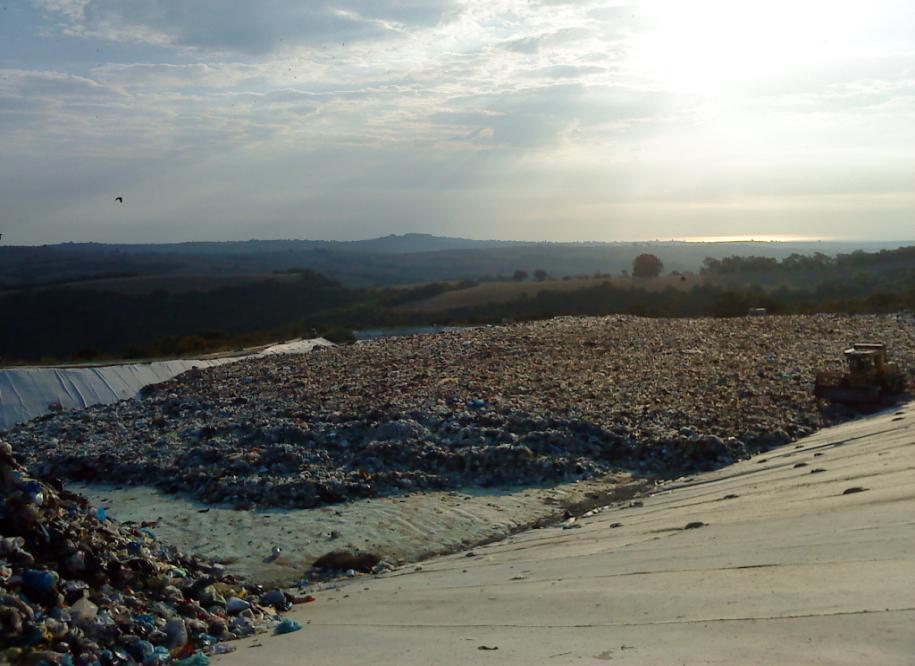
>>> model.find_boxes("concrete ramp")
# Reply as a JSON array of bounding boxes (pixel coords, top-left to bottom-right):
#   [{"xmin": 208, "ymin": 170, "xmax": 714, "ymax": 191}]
[{"xmin": 224, "ymin": 401, "xmax": 915, "ymax": 665}]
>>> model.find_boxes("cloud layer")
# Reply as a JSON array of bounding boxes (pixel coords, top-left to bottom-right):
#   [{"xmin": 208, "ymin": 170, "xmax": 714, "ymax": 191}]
[{"xmin": 2, "ymin": 0, "xmax": 914, "ymax": 243}]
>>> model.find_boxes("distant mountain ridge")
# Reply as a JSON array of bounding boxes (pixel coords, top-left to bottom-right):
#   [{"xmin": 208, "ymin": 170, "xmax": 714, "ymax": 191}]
[
  {"xmin": 40, "ymin": 233, "xmax": 911, "ymax": 255},
  {"xmin": 45, "ymin": 233, "xmax": 524, "ymax": 255},
  {"xmin": 1, "ymin": 234, "xmax": 911, "ymax": 288}
]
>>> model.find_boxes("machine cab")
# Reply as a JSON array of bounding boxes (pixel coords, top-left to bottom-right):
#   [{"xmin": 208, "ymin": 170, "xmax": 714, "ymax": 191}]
[{"xmin": 844, "ymin": 343, "xmax": 887, "ymax": 376}]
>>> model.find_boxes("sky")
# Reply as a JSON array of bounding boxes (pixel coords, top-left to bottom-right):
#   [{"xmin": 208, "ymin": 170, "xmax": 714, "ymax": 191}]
[{"xmin": 1, "ymin": 0, "xmax": 914, "ymax": 244}]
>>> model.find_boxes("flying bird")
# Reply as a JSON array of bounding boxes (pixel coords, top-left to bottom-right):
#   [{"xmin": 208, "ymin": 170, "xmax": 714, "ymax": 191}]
[{"xmin": 115, "ymin": 196, "xmax": 123, "ymax": 203}]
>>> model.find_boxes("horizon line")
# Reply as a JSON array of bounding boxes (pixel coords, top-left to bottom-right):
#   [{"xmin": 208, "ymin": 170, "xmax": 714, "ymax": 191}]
[{"xmin": 2, "ymin": 234, "xmax": 914, "ymax": 248}]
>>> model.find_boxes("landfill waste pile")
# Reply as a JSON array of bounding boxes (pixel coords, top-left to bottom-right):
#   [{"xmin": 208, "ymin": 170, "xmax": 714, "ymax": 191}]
[
  {"xmin": 7, "ymin": 315, "xmax": 915, "ymax": 510},
  {"xmin": 0, "ymin": 441, "xmax": 304, "ymax": 664}
]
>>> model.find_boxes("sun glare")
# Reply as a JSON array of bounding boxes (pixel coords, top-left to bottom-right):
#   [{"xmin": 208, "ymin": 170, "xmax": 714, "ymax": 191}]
[
  {"xmin": 677, "ymin": 234, "xmax": 833, "ymax": 243},
  {"xmin": 630, "ymin": 1, "xmax": 860, "ymax": 97}
]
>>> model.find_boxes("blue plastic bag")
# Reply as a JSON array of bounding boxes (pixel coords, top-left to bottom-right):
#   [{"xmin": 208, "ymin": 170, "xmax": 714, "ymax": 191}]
[{"xmin": 274, "ymin": 617, "xmax": 302, "ymax": 635}]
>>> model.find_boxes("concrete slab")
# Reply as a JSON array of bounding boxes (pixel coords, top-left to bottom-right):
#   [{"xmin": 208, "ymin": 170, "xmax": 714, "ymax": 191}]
[{"xmin": 221, "ymin": 402, "xmax": 915, "ymax": 665}]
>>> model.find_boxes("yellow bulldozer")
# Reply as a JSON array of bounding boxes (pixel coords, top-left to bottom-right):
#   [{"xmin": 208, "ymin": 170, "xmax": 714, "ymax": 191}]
[{"xmin": 814, "ymin": 342, "xmax": 907, "ymax": 408}]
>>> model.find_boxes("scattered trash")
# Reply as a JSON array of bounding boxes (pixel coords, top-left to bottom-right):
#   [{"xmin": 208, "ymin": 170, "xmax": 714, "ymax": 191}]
[
  {"xmin": 478, "ymin": 645, "xmax": 499, "ymax": 651},
  {"xmin": 227, "ymin": 597, "xmax": 250, "ymax": 614},
  {"xmin": 0, "ymin": 441, "xmax": 286, "ymax": 663},
  {"xmin": 842, "ymin": 487, "xmax": 868, "ymax": 495},
  {"xmin": 2, "ymin": 315, "xmax": 911, "ymax": 661},
  {"xmin": 371, "ymin": 560, "xmax": 395, "ymax": 574},
  {"xmin": 312, "ymin": 551, "xmax": 381, "ymax": 573},
  {"xmin": 684, "ymin": 521, "xmax": 705, "ymax": 529},
  {"xmin": 10, "ymin": 315, "xmax": 907, "ymax": 512},
  {"xmin": 260, "ymin": 589, "xmax": 288, "ymax": 610},
  {"xmin": 70, "ymin": 595, "xmax": 98, "ymax": 622},
  {"xmin": 274, "ymin": 618, "xmax": 303, "ymax": 635}
]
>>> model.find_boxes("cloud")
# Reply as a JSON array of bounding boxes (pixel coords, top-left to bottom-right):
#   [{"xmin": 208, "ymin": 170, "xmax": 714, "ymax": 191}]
[
  {"xmin": 89, "ymin": 62, "xmax": 263, "ymax": 88},
  {"xmin": 33, "ymin": 0, "xmax": 461, "ymax": 54},
  {"xmin": 531, "ymin": 64, "xmax": 608, "ymax": 79},
  {"xmin": 1, "ymin": 0, "xmax": 912, "ymax": 244},
  {"xmin": 434, "ymin": 82, "xmax": 674, "ymax": 150},
  {"xmin": 0, "ymin": 68, "xmax": 131, "ymax": 137},
  {"xmin": 501, "ymin": 27, "xmax": 592, "ymax": 54},
  {"xmin": 0, "ymin": 68, "xmax": 127, "ymax": 99}
]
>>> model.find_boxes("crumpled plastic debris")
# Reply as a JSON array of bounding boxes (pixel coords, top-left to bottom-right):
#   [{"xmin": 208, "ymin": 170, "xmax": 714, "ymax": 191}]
[
  {"xmin": 6, "ymin": 315, "xmax": 915, "ymax": 512},
  {"xmin": 274, "ymin": 618, "xmax": 302, "ymax": 635},
  {"xmin": 0, "ymin": 441, "xmax": 297, "ymax": 664}
]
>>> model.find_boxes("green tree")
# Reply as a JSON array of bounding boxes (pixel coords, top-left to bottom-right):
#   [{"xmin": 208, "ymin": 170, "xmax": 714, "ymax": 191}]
[
  {"xmin": 512, "ymin": 269, "xmax": 528, "ymax": 281},
  {"xmin": 632, "ymin": 253, "xmax": 663, "ymax": 278}
]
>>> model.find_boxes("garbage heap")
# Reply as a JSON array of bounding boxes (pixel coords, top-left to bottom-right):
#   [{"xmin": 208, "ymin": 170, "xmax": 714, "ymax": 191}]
[
  {"xmin": 10, "ymin": 314, "xmax": 915, "ymax": 510},
  {"xmin": 0, "ymin": 440, "xmax": 287, "ymax": 665}
]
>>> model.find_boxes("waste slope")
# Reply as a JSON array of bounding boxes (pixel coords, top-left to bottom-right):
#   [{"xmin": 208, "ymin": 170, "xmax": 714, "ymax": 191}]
[
  {"xmin": 219, "ymin": 400, "xmax": 915, "ymax": 666},
  {"xmin": 8, "ymin": 315, "xmax": 914, "ymax": 509},
  {"xmin": 0, "ymin": 440, "xmax": 297, "ymax": 664}
]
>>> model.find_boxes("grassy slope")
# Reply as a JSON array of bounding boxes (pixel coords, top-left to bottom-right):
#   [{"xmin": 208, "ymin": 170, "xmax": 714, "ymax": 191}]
[{"xmin": 399, "ymin": 275, "xmax": 702, "ymax": 313}]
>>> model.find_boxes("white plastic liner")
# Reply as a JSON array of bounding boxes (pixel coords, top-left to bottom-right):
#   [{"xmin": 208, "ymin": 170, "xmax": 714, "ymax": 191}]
[{"xmin": 0, "ymin": 338, "xmax": 333, "ymax": 431}]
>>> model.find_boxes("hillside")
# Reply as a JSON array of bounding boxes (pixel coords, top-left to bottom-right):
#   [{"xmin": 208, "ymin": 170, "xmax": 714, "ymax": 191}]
[
  {"xmin": 1, "ymin": 236, "xmax": 910, "ymax": 289},
  {"xmin": 399, "ymin": 275, "xmax": 700, "ymax": 313},
  {"xmin": 1, "ymin": 242, "xmax": 912, "ymax": 364}
]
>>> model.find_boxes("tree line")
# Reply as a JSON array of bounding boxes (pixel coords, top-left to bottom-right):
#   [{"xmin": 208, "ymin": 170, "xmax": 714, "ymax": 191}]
[{"xmin": 2, "ymin": 246, "xmax": 911, "ymax": 364}]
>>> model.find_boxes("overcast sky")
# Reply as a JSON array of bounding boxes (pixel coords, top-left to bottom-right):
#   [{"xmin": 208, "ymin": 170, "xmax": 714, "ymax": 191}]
[{"xmin": 1, "ymin": 0, "xmax": 913, "ymax": 244}]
